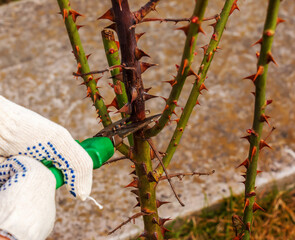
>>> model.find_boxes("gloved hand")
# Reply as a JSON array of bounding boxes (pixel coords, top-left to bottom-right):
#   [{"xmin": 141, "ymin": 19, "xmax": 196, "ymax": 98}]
[
  {"xmin": 0, "ymin": 156, "xmax": 56, "ymax": 240},
  {"xmin": 0, "ymin": 95, "xmax": 94, "ymax": 240}
]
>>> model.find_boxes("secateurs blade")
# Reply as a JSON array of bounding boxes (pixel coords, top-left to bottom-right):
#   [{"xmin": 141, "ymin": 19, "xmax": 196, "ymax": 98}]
[{"xmin": 93, "ymin": 113, "xmax": 161, "ymax": 144}]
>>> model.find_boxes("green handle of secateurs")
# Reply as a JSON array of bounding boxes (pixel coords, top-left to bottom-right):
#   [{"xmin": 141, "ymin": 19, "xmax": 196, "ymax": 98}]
[{"xmin": 41, "ymin": 137, "xmax": 114, "ymax": 189}]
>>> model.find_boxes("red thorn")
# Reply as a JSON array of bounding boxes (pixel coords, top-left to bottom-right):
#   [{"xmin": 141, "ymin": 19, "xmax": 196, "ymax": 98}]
[
  {"xmin": 212, "ymin": 33, "xmax": 218, "ymax": 41},
  {"xmin": 276, "ymin": 17, "xmax": 285, "ymax": 25},
  {"xmin": 244, "ymin": 198, "xmax": 249, "ymax": 211},
  {"xmin": 135, "ymin": 32, "xmax": 145, "ymax": 42},
  {"xmin": 257, "ymin": 170, "xmax": 263, "ymax": 175},
  {"xmin": 75, "ymin": 45, "xmax": 80, "ymax": 55},
  {"xmin": 143, "ymin": 92, "xmax": 158, "ymax": 101},
  {"xmin": 156, "ymin": 200, "xmax": 170, "ymax": 208},
  {"xmin": 252, "ymin": 66, "xmax": 264, "ymax": 82},
  {"xmin": 130, "ymin": 87, "xmax": 138, "ymax": 104},
  {"xmin": 266, "ymin": 99, "xmax": 273, "ymax": 105},
  {"xmin": 176, "ymin": 24, "xmax": 189, "ymax": 36},
  {"xmin": 105, "ymin": 23, "xmax": 117, "ymax": 32},
  {"xmin": 182, "ymin": 59, "xmax": 188, "ymax": 75},
  {"xmin": 124, "ymin": 178, "xmax": 138, "ymax": 188},
  {"xmin": 63, "ymin": 9, "xmax": 68, "ymax": 22},
  {"xmin": 116, "ymin": 103, "xmax": 131, "ymax": 114},
  {"xmin": 241, "ymin": 135, "xmax": 251, "ymax": 143},
  {"xmin": 259, "ymin": 139, "xmax": 272, "ymax": 150},
  {"xmin": 97, "ymin": 8, "xmax": 115, "ymax": 21},
  {"xmin": 69, "ymin": 9, "xmax": 83, "ymax": 23},
  {"xmin": 115, "ymin": 41, "xmax": 120, "ymax": 50},
  {"xmin": 243, "ymin": 74, "xmax": 256, "ymax": 82},
  {"xmin": 76, "ymin": 25, "xmax": 84, "ymax": 30},
  {"xmin": 140, "ymin": 62, "xmax": 158, "ymax": 73},
  {"xmin": 250, "ymin": 146, "xmax": 257, "ymax": 162},
  {"xmin": 246, "ymin": 191, "xmax": 256, "ymax": 197},
  {"xmin": 199, "ymin": 83, "xmax": 208, "ymax": 92},
  {"xmin": 201, "ymin": 44, "xmax": 208, "ymax": 55},
  {"xmin": 85, "ymin": 53, "xmax": 92, "ymax": 60},
  {"xmin": 256, "ymin": 51, "xmax": 260, "ymax": 58},
  {"xmin": 144, "ymin": 87, "xmax": 152, "ymax": 93},
  {"xmin": 94, "ymin": 76, "xmax": 102, "ymax": 84},
  {"xmin": 207, "ymin": 51, "xmax": 213, "ymax": 62},
  {"xmin": 246, "ymin": 222, "xmax": 251, "ymax": 231},
  {"xmin": 172, "ymin": 100, "xmax": 178, "ymax": 105},
  {"xmin": 247, "ymin": 128, "xmax": 258, "ymax": 136},
  {"xmin": 267, "ymin": 52, "xmax": 278, "ymax": 66},
  {"xmin": 236, "ymin": 158, "xmax": 249, "ymax": 169},
  {"xmin": 117, "ymin": 0, "xmax": 122, "ymax": 11},
  {"xmin": 196, "ymin": 100, "xmax": 200, "ymax": 105},
  {"xmin": 163, "ymin": 78, "xmax": 177, "ymax": 87},
  {"xmin": 159, "ymin": 217, "xmax": 172, "ymax": 226},
  {"xmin": 135, "ymin": 48, "xmax": 150, "ymax": 60},
  {"xmin": 253, "ymin": 202, "xmax": 265, "ymax": 212},
  {"xmin": 198, "ymin": 25, "xmax": 206, "ymax": 35},
  {"xmin": 230, "ymin": 0, "xmax": 240, "ymax": 15},
  {"xmin": 95, "ymin": 92, "xmax": 104, "ymax": 101},
  {"xmin": 260, "ymin": 113, "xmax": 271, "ymax": 126},
  {"xmin": 251, "ymin": 38, "xmax": 263, "ymax": 47}
]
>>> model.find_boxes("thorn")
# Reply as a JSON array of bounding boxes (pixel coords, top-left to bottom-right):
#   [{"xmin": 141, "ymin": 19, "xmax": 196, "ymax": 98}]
[
  {"xmin": 106, "ymin": 97, "xmax": 119, "ymax": 110},
  {"xmin": 201, "ymin": 44, "xmax": 208, "ymax": 54},
  {"xmin": 198, "ymin": 25, "xmax": 206, "ymax": 35},
  {"xmin": 124, "ymin": 178, "xmax": 138, "ymax": 188},
  {"xmin": 176, "ymin": 24, "xmax": 189, "ymax": 36},
  {"xmin": 75, "ymin": 45, "xmax": 80, "ymax": 55},
  {"xmin": 207, "ymin": 51, "xmax": 213, "ymax": 62},
  {"xmin": 135, "ymin": 32, "xmax": 145, "ymax": 42},
  {"xmin": 256, "ymin": 51, "xmax": 260, "ymax": 58},
  {"xmin": 95, "ymin": 92, "xmax": 104, "ymax": 101},
  {"xmin": 161, "ymin": 226, "xmax": 170, "ymax": 235},
  {"xmin": 251, "ymin": 38, "xmax": 262, "ymax": 47},
  {"xmin": 253, "ymin": 202, "xmax": 265, "ymax": 212},
  {"xmin": 105, "ymin": 23, "xmax": 117, "ymax": 32},
  {"xmin": 230, "ymin": 0, "xmax": 240, "ymax": 15},
  {"xmin": 135, "ymin": 48, "xmax": 150, "ymax": 60},
  {"xmin": 116, "ymin": 103, "xmax": 131, "ymax": 114},
  {"xmin": 276, "ymin": 17, "xmax": 285, "ymax": 26},
  {"xmin": 212, "ymin": 33, "xmax": 218, "ymax": 41},
  {"xmin": 115, "ymin": 41, "xmax": 120, "ymax": 50},
  {"xmin": 199, "ymin": 83, "xmax": 208, "ymax": 92},
  {"xmin": 63, "ymin": 9, "xmax": 68, "ymax": 22},
  {"xmin": 246, "ymin": 191, "xmax": 256, "ymax": 197},
  {"xmin": 76, "ymin": 25, "xmax": 84, "ymax": 30},
  {"xmin": 266, "ymin": 99, "xmax": 273, "ymax": 105},
  {"xmin": 143, "ymin": 92, "xmax": 158, "ymax": 101},
  {"xmin": 259, "ymin": 139, "xmax": 272, "ymax": 149},
  {"xmin": 144, "ymin": 87, "xmax": 152, "ymax": 93},
  {"xmin": 267, "ymin": 52, "xmax": 278, "ymax": 66},
  {"xmin": 130, "ymin": 87, "xmax": 138, "ymax": 103},
  {"xmin": 250, "ymin": 146, "xmax": 257, "ymax": 162},
  {"xmin": 182, "ymin": 59, "xmax": 188, "ymax": 75},
  {"xmin": 236, "ymin": 158, "xmax": 249, "ymax": 169},
  {"xmin": 257, "ymin": 170, "xmax": 263, "ymax": 175},
  {"xmin": 97, "ymin": 8, "xmax": 115, "ymax": 22},
  {"xmin": 244, "ymin": 198, "xmax": 249, "ymax": 211},
  {"xmin": 159, "ymin": 217, "xmax": 172, "ymax": 226},
  {"xmin": 163, "ymin": 78, "xmax": 177, "ymax": 87},
  {"xmin": 260, "ymin": 113, "xmax": 271, "ymax": 126},
  {"xmin": 129, "ymin": 170, "xmax": 136, "ymax": 175},
  {"xmin": 241, "ymin": 135, "xmax": 251, "ymax": 143},
  {"xmin": 156, "ymin": 200, "xmax": 170, "ymax": 208},
  {"xmin": 140, "ymin": 62, "xmax": 158, "ymax": 73},
  {"xmin": 253, "ymin": 66, "xmax": 264, "ymax": 82},
  {"xmin": 117, "ymin": 0, "xmax": 122, "ymax": 11},
  {"xmin": 247, "ymin": 128, "xmax": 258, "ymax": 137},
  {"xmin": 69, "ymin": 9, "xmax": 83, "ymax": 23}
]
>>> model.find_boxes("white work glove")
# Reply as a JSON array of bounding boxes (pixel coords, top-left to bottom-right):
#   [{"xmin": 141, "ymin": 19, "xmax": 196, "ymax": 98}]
[
  {"xmin": 0, "ymin": 95, "xmax": 94, "ymax": 240},
  {"xmin": 0, "ymin": 156, "xmax": 56, "ymax": 240}
]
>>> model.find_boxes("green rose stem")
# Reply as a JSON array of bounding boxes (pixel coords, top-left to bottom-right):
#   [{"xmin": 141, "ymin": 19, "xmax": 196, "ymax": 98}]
[
  {"xmin": 56, "ymin": 0, "xmax": 129, "ymax": 156},
  {"xmin": 241, "ymin": 0, "xmax": 281, "ymax": 239},
  {"xmin": 152, "ymin": 0, "xmax": 236, "ymax": 178},
  {"xmin": 145, "ymin": 0, "xmax": 208, "ymax": 138},
  {"xmin": 101, "ymin": 29, "xmax": 133, "ymax": 146}
]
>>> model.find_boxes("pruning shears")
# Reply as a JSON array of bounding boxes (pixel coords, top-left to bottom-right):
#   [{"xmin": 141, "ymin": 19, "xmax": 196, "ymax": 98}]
[{"xmin": 41, "ymin": 114, "xmax": 161, "ymax": 188}]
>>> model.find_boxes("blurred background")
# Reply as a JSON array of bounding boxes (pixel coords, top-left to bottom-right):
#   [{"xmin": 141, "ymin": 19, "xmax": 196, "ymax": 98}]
[{"xmin": 0, "ymin": 0, "xmax": 294, "ymax": 239}]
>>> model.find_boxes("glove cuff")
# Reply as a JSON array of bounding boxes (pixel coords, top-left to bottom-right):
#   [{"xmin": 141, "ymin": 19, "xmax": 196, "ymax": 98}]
[{"xmin": 0, "ymin": 229, "xmax": 18, "ymax": 240}]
